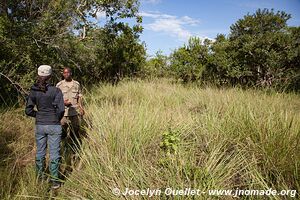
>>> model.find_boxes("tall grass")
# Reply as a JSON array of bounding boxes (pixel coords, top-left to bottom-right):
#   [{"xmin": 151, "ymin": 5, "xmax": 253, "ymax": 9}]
[
  {"xmin": 0, "ymin": 108, "xmax": 38, "ymax": 199},
  {"xmin": 1, "ymin": 79, "xmax": 300, "ymax": 199},
  {"xmin": 60, "ymin": 79, "xmax": 300, "ymax": 199}
]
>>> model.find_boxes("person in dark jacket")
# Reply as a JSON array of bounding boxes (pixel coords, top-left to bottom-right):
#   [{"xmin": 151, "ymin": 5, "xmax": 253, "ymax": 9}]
[{"xmin": 25, "ymin": 65, "xmax": 65, "ymax": 189}]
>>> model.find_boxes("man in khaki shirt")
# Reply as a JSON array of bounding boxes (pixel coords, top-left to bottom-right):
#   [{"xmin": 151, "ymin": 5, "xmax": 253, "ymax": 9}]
[{"xmin": 56, "ymin": 67, "xmax": 84, "ymax": 168}]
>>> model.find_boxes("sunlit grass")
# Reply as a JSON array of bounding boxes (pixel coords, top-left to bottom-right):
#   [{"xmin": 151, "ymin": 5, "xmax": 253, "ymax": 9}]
[{"xmin": 1, "ymin": 79, "xmax": 300, "ymax": 199}]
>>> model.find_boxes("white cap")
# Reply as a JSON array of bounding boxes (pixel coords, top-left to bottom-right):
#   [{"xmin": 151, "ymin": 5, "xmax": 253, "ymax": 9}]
[{"xmin": 38, "ymin": 65, "xmax": 52, "ymax": 76}]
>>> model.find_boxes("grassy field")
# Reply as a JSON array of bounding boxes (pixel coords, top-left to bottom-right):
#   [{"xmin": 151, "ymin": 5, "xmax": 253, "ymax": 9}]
[{"xmin": 1, "ymin": 79, "xmax": 300, "ymax": 199}]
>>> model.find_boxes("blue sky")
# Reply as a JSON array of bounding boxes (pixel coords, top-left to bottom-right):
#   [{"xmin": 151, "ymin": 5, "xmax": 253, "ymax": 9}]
[{"xmin": 137, "ymin": 0, "xmax": 300, "ymax": 56}]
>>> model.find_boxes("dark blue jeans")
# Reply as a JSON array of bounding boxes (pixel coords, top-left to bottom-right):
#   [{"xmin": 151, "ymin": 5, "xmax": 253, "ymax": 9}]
[{"xmin": 35, "ymin": 125, "xmax": 62, "ymax": 181}]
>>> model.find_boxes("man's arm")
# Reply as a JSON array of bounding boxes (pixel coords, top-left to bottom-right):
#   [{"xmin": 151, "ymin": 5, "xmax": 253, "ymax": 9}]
[
  {"xmin": 77, "ymin": 83, "xmax": 85, "ymax": 115},
  {"xmin": 25, "ymin": 91, "xmax": 37, "ymax": 117},
  {"xmin": 54, "ymin": 88, "xmax": 65, "ymax": 120}
]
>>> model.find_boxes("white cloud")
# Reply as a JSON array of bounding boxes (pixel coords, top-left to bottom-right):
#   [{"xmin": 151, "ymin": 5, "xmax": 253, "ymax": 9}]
[
  {"xmin": 96, "ymin": 11, "xmax": 106, "ymax": 19},
  {"xmin": 140, "ymin": 11, "xmax": 201, "ymax": 41},
  {"xmin": 180, "ymin": 16, "xmax": 199, "ymax": 26}
]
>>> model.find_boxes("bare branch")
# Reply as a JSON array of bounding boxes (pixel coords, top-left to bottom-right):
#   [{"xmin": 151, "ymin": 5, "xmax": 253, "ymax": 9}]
[{"xmin": 0, "ymin": 72, "xmax": 29, "ymax": 96}]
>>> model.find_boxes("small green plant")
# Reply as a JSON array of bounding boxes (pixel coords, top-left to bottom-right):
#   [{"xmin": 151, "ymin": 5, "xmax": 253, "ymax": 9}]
[{"xmin": 160, "ymin": 128, "xmax": 180, "ymax": 156}]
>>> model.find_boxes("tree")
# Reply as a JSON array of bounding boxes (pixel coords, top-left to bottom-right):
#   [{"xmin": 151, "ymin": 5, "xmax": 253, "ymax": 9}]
[
  {"xmin": 141, "ymin": 50, "xmax": 169, "ymax": 79},
  {"xmin": 0, "ymin": 0, "xmax": 146, "ymax": 105},
  {"xmin": 203, "ymin": 34, "xmax": 233, "ymax": 86},
  {"xmin": 169, "ymin": 9, "xmax": 299, "ymax": 91},
  {"xmin": 170, "ymin": 37, "xmax": 210, "ymax": 83},
  {"xmin": 227, "ymin": 9, "xmax": 296, "ymax": 88}
]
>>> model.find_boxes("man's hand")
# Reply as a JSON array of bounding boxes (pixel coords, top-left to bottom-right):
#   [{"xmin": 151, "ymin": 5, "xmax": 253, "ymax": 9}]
[
  {"xmin": 64, "ymin": 99, "xmax": 72, "ymax": 106},
  {"xmin": 79, "ymin": 107, "xmax": 85, "ymax": 116}
]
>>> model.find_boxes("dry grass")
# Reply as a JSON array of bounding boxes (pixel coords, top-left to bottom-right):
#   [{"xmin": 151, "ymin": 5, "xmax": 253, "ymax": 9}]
[{"xmin": 1, "ymin": 79, "xmax": 300, "ymax": 199}]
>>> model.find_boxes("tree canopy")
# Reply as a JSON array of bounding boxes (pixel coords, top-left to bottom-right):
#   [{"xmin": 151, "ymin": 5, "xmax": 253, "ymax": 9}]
[
  {"xmin": 0, "ymin": 0, "xmax": 146, "ymax": 105},
  {"xmin": 169, "ymin": 9, "xmax": 300, "ymax": 91},
  {"xmin": 1, "ymin": 6, "xmax": 300, "ymax": 106}
]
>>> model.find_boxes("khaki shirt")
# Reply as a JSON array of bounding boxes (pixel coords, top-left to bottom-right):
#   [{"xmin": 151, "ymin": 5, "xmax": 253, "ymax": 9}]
[{"xmin": 56, "ymin": 79, "xmax": 82, "ymax": 116}]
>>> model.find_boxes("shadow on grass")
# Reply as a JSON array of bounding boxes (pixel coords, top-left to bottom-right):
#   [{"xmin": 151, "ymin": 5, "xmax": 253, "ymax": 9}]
[{"xmin": 0, "ymin": 130, "xmax": 20, "ymax": 198}]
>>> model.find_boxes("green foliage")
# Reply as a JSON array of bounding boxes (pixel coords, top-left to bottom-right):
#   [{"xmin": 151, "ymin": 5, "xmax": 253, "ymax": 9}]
[
  {"xmin": 169, "ymin": 9, "xmax": 300, "ymax": 91},
  {"xmin": 170, "ymin": 37, "xmax": 210, "ymax": 83},
  {"xmin": 226, "ymin": 9, "xmax": 299, "ymax": 89},
  {"xmin": 158, "ymin": 128, "xmax": 181, "ymax": 168},
  {"xmin": 140, "ymin": 50, "xmax": 169, "ymax": 78},
  {"xmin": 160, "ymin": 128, "xmax": 180, "ymax": 156},
  {"xmin": 0, "ymin": 0, "xmax": 146, "ymax": 105},
  {"xmin": 203, "ymin": 34, "xmax": 232, "ymax": 85},
  {"xmin": 230, "ymin": 9, "xmax": 291, "ymax": 39}
]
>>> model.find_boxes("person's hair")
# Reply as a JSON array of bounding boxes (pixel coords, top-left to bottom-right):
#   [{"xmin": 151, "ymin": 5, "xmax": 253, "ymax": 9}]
[
  {"xmin": 36, "ymin": 75, "xmax": 51, "ymax": 92},
  {"xmin": 63, "ymin": 67, "xmax": 72, "ymax": 73}
]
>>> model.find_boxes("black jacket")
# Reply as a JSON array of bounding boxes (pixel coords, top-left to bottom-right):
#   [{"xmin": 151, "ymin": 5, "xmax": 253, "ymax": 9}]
[{"xmin": 25, "ymin": 83, "xmax": 65, "ymax": 125}]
